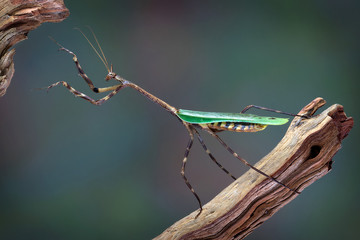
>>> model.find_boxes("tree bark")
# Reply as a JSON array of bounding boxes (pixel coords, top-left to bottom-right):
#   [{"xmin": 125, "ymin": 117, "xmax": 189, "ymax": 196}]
[
  {"xmin": 0, "ymin": 0, "xmax": 69, "ymax": 96},
  {"xmin": 155, "ymin": 97, "xmax": 353, "ymax": 240}
]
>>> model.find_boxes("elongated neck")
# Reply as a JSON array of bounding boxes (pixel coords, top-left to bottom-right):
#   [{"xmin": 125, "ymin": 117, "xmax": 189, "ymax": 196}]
[{"xmin": 124, "ymin": 80, "xmax": 178, "ymax": 115}]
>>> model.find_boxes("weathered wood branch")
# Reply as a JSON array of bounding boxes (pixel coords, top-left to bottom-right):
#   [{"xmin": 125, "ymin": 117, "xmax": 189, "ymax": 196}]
[
  {"xmin": 0, "ymin": 0, "xmax": 69, "ymax": 96},
  {"xmin": 155, "ymin": 97, "xmax": 353, "ymax": 240}
]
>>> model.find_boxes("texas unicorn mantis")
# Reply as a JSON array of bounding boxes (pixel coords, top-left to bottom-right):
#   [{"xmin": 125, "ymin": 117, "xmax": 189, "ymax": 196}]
[{"xmin": 45, "ymin": 30, "xmax": 306, "ymax": 217}]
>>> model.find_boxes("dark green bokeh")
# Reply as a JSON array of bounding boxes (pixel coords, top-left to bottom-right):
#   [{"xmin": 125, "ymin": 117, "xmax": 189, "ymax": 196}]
[{"xmin": 0, "ymin": 1, "xmax": 358, "ymax": 239}]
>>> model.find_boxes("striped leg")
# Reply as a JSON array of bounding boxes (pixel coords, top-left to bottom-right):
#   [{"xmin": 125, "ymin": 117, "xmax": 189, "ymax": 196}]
[
  {"xmin": 181, "ymin": 125, "xmax": 203, "ymax": 217},
  {"xmin": 51, "ymin": 38, "xmax": 101, "ymax": 93},
  {"xmin": 193, "ymin": 128, "xmax": 237, "ymax": 180},
  {"xmin": 241, "ymin": 105, "xmax": 308, "ymax": 118},
  {"xmin": 46, "ymin": 81, "xmax": 125, "ymax": 105},
  {"xmin": 49, "ymin": 38, "xmax": 127, "ymax": 97},
  {"xmin": 205, "ymin": 129, "xmax": 299, "ymax": 194}
]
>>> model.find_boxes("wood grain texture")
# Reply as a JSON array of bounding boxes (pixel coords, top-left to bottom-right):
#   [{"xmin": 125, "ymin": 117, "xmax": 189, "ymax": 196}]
[
  {"xmin": 0, "ymin": 0, "xmax": 69, "ymax": 96},
  {"xmin": 155, "ymin": 97, "xmax": 353, "ymax": 240}
]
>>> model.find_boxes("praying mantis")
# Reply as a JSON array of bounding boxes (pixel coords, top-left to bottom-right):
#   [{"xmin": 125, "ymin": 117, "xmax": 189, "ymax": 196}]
[{"xmin": 45, "ymin": 30, "xmax": 307, "ymax": 217}]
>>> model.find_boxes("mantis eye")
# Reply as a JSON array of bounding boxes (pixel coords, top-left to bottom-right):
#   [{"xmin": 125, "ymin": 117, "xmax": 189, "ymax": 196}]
[{"xmin": 105, "ymin": 72, "xmax": 116, "ymax": 81}]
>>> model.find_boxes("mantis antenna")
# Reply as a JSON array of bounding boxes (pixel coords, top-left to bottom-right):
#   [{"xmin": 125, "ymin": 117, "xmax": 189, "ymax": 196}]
[{"xmin": 74, "ymin": 27, "xmax": 110, "ymax": 73}]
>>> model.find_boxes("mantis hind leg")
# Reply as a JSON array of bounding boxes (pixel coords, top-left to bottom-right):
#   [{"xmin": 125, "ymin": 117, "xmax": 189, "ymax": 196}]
[
  {"xmin": 241, "ymin": 105, "xmax": 308, "ymax": 118},
  {"xmin": 205, "ymin": 128, "xmax": 300, "ymax": 194}
]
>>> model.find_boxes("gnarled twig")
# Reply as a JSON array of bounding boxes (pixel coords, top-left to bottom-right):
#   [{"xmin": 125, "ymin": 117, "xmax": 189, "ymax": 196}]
[{"xmin": 0, "ymin": 0, "xmax": 69, "ymax": 96}]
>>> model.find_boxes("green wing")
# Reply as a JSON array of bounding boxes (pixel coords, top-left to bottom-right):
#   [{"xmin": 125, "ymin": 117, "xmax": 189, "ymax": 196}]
[{"xmin": 177, "ymin": 109, "xmax": 289, "ymax": 125}]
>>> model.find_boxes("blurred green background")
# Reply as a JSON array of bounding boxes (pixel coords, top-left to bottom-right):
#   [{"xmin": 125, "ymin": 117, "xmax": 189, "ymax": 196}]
[{"xmin": 0, "ymin": 0, "xmax": 358, "ymax": 239}]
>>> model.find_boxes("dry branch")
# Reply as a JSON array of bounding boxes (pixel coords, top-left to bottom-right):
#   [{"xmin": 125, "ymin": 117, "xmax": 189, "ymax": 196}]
[
  {"xmin": 0, "ymin": 0, "xmax": 69, "ymax": 96},
  {"xmin": 155, "ymin": 97, "xmax": 353, "ymax": 240}
]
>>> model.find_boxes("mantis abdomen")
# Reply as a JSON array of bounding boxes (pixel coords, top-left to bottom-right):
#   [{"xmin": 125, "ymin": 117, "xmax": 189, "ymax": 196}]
[{"xmin": 202, "ymin": 122, "xmax": 267, "ymax": 132}]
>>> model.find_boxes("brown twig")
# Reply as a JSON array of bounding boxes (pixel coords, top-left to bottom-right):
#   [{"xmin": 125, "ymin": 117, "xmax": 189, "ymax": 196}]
[
  {"xmin": 154, "ymin": 97, "xmax": 353, "ymax": 240},
  {"xmin": 0, "ymin": 0, "xmax": 69, "ymax": 96}
]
